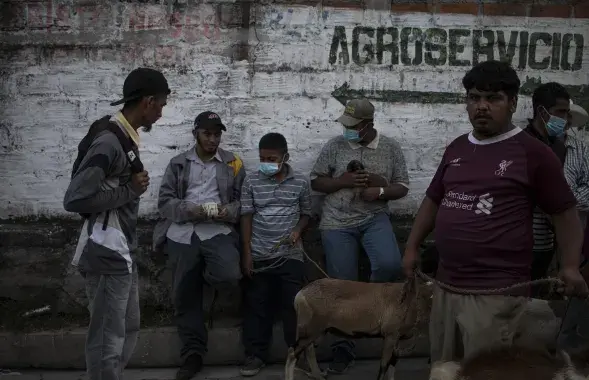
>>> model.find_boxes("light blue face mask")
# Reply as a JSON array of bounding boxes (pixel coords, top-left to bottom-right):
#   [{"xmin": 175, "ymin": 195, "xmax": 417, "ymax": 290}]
[
  {"xmin": 343, "ymin": 123, "xmax": 371, "ymax": 142},
  {"xmin": 259, "ymin": 162, "xmax": 281, "ymax": 176},
  {"xmin": 343, "ymin": 128, "xmax": 361, "ymax": 142},
  {"xmin": 541, "ymin": 107, "xmax": 567, "ymax": 138}
]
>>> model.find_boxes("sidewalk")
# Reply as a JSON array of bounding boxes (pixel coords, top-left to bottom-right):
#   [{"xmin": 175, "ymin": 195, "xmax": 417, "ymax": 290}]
[
  {"xmin": 0, "ymin": 359, "xmax": 431, "ymax": 379},
  {"xmin": 0, "ymin": 325, "xmax": 429, "ymax": 369}
]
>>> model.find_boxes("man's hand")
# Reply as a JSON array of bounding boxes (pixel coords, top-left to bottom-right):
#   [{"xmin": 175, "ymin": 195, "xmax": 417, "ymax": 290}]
[
  {"xmin": 362, "ymin": 187, "xmax": 382, "ymax": 202},
  {"xmin": 212, "ymin": 205, "xmax": 228, "ymax": 220},
  {"xmin": 366, "ymin": 173, "xmax": 388, "ymax": 188},
  {"xmin": 559, "ymin": 267, "xmax": 589, "ymax": 297},
  {"xmin": 338, "ymin": 170, "xmax": 369, "ymax": 189},
  {"xmin": 241, "ymin": 252, "xmax": 253, "ymax": 278},
  {"xmin": 403, "ymin": 246, "xmax": 420, "ymax": 279},
  {"xmin": 130, "ymin": 171, "xmax": 150, "ymax": 195},
  {"xmin": 289, "ymin": 228, "xmax": 302, "ymax": 245},
  {"xmin": 188, "ymin": 204, "xmax": 208, "ymax": 221}
]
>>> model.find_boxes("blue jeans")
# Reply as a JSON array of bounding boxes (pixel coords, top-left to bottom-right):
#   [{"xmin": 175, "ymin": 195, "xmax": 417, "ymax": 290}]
[{"xmin": 320, "ymin": 212, "xmax": 402, "ymax": 359}]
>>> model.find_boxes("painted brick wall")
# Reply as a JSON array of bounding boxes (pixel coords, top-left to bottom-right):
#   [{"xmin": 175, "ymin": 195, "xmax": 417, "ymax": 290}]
[{"xmin": 0, "ymin": 0, "xmax": 588, "ymax": 220}]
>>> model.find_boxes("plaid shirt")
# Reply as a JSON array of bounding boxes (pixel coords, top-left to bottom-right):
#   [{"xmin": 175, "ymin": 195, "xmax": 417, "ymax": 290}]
[{"xmin": 564, "ymin": 135, "xmax": 589, "ymax": 214}]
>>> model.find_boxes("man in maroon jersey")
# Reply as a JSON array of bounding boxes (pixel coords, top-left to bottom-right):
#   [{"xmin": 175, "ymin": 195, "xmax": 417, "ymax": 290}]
[{"xmin": 402, "ymin": 60, "xmax": 588, "ymax": 363}]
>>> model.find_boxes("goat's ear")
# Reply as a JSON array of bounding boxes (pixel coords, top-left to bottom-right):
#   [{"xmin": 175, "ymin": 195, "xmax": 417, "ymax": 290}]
[{"xmin": 400, "ymin": 277, "xmax": 416, "ymax": 303}]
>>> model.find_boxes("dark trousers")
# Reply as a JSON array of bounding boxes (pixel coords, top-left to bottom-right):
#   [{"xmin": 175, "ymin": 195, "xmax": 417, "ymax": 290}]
[
  {"xmin": 531, "ymin": 248, "xmax": 556, "ymax": 297},
  {"xmin": 166, "ymin": 232, "xmax": 242, "ymax": 360},
  {"xmin": 242, "ymin": 258, "xmax": 305, "ymax": 362}
]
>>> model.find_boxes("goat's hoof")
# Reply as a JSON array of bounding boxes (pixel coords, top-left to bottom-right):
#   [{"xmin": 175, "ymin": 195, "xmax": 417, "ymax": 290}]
[{"xmin": 294, "ymin": 367, "xmax": 326, "ymax": 380}]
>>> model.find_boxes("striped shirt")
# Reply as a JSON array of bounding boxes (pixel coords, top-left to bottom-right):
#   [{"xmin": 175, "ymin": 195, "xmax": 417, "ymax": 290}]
[
  {"xmin": 240, "ymin": 165, "xmax": 312, "ymax": 261},
  {"xmin": 564, "ymin": 135, "xmax": 589, "ymax": 219},
  {"xmin": 524, "ymin": 123, "xmax": 567, "ymax": 252}
]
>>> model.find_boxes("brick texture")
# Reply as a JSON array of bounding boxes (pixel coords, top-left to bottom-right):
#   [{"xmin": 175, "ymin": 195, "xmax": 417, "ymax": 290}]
[
  {"xmin": 529, "ymin": 4, "xmax": 573, "ymax": 17},
  {"xmin": 482, "ymin": 3, "xmax": 529, "ymax": 17},
  {"xmin": 0, "ymin": 0, "xmax": 587, "ymax": 222}
]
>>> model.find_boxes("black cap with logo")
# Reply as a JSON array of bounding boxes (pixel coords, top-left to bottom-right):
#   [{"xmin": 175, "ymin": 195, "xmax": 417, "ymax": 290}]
[
  {"xmin": 110, "ymin": 68, "xmax": 171, "ymax": 106},
  {"xmin": 193, "ymin": 111, "xmax": 227, "ymax": 131}
]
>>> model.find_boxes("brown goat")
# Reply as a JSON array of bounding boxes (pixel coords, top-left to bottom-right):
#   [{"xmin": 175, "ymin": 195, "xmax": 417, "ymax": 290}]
[
  {"xmin": 284, "ymin": 277, "xmax": 432, "ymax": 380},
  {"xmin": 429, "ymin": 345, "xmax": 589, "ymax": 380}
]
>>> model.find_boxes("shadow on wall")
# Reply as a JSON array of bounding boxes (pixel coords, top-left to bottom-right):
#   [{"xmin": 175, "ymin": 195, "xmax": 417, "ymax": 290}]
[{"xmin": 0, "ymin": 214, "xmax": 435, "ymax": 332}]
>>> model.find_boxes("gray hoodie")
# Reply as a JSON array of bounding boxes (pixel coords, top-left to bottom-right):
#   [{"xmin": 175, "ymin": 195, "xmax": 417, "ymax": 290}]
[{"xmin": 64, "ymin": 116, "xmax": 140, "ymax": 275}]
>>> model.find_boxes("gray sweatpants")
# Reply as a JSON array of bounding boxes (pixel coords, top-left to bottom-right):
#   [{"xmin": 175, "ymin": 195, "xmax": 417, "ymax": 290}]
[{"xmin": 82, "ymin": 265, "xmax": 140, "ymax": 380}]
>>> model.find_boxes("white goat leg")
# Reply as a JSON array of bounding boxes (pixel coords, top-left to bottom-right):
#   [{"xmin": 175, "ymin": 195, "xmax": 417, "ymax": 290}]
[
  {"xmin": 304, "ymin": 343, "xmax": 325, "ymax": 380},
  {"xmin": 285, "ymin": 347, "xmax": 297, "ymax": 380},
  {"xmin": 376, "ymin": 335, "xmax": 398, "ymax": 380}
]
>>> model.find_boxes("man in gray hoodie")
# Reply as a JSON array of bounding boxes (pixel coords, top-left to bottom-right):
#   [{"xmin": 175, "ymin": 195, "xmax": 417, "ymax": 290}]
[{"xmin": 64, "ymin": 68, "xmax": 170, "ymax": 380}]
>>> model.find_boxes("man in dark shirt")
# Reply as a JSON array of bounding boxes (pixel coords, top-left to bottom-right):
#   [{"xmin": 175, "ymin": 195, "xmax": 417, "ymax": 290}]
[
  {"xmin": 523, "ymin": 83, "xmax": 570, "ymax": 294},
  {"xmin": 402, "ymin": 60, "xmax": 587, "ymax": 363}
]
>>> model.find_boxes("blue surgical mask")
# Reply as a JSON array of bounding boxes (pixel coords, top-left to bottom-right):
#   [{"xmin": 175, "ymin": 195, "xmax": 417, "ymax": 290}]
[
  {"xmin": 541, "ymin": 107, "xmax": 567, "ymax": 138},
  {"xmin": 343, "ymin": 127, "xmax": 362, "ymax": 142},
  {"xmin": 259, "ymin": 162, "xmax": 280, "ymax": 176}
]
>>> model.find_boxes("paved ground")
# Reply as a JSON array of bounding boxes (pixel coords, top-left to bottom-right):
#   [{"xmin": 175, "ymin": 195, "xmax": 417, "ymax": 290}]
[{"xmin": 0, "ymin": 359, "xmax": 430, "ymax": 379}]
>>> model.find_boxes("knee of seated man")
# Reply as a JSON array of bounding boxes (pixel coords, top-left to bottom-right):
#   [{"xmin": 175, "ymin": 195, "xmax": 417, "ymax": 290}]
[{"xmin": 205, "ymin": 262, "xmax": 242, "ymax": 287}]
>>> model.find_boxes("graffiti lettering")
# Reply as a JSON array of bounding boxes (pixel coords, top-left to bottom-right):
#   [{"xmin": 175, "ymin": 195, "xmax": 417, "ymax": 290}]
[{"xmin": 329, "ymin": 26, "xmax": 584, "ymax": 71}]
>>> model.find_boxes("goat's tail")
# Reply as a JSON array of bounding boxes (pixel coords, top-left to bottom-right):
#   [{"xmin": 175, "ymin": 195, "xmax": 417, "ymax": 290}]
[{"xmin": 293, "ymin": 290, "xmax": 313, "ymax": 340}]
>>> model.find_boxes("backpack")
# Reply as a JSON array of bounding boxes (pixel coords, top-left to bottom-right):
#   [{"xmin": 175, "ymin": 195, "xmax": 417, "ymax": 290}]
[{"xmin": 71, "ymin": 115, "xmax": 144, "ymax": 219}]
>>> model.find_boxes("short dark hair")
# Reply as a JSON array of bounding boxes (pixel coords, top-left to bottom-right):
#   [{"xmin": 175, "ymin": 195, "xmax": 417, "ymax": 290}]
[
  {"xmin": 462, "ymin": 60, "xmax": 521, "ymax": 99},
  {"xmin": 259, "ymin": 132, "xmax": 288, "ymax": 153},
  {"xmin": 532, "ymin": 82, "xmax": 570, "ymax": 118}
]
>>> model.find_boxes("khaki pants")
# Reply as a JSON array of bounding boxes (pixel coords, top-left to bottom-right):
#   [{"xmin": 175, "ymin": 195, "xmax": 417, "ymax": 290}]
[{"xmin": 429, "ymin": 285, "xmax": 526, "ymax": 363}]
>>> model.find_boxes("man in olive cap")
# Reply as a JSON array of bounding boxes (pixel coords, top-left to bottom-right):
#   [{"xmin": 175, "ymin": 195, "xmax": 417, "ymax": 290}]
[
  {"xmin": 310, "ymin": 98, "xmax": 409, "ymax": 373},
  {"xmin": 64, "ymin": 67, "xmax": 170, "ymax": 380}
]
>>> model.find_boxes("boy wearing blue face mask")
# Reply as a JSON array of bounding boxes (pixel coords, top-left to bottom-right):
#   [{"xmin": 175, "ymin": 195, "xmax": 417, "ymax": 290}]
[
  {"xmin": 239, "ymin": 132, "xmax": 312, "ymax": 376},
  {"xmin": 524, "ymin": 82, "xmax": 570, "ymax": 296}
]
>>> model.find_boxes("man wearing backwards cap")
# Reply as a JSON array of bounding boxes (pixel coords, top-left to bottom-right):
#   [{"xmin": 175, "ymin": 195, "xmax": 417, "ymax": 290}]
[
  {"xmin": 310, "ymin": 98, "xmax": 409, "ymax": 374},
  {"xmin": 558, "ymin": 100, "xmax": 589, "ymax": 352},
  {"xmin": 154, "ymin": 111, "xmax": 245, "ymax": 380},
  {"xmin": 64, "ymin": 67, "xmax": 170, "ymax": 380}
]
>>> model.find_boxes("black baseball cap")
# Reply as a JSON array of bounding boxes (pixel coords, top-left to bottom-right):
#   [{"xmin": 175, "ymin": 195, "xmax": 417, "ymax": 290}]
[
  {"xmin": 193, "ymin": 111, "xmax": 227, "ymax": 131},
  {"xmin": 110, "ymin": 68, "xmax": 171, "ymax": 106}
]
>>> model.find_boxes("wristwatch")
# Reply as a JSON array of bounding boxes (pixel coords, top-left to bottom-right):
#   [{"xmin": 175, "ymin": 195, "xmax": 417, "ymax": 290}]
[{"xmin": 378, "ymin": 187, "xmax": 385, "ymax": 199}]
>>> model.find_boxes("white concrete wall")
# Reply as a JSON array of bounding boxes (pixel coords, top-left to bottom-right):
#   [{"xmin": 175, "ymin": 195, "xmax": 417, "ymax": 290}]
[{"xmin": 1, "ymin": 3, "xmax": 588, "ymax": 219}]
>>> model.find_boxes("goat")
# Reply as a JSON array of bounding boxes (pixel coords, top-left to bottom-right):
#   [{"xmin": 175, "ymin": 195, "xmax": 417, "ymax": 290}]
[
  {"xmin": 429, "ymin": 345, "xmax": 589, "ymax": 380},
  {"xmin": 284, "ymin": 277, "xmax": 433, "ymax": 380}
]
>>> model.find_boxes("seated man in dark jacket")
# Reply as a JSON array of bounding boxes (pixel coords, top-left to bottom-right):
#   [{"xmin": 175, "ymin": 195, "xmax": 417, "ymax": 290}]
[{"xmin": 153, "ymin": 111, "xmax": 245, "ymax": 380}]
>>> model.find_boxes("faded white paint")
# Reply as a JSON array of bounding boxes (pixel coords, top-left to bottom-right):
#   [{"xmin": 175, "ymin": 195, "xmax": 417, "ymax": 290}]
[{"xmin": 0, "ymin": 5, "xmax": 588, "ymax": 219}]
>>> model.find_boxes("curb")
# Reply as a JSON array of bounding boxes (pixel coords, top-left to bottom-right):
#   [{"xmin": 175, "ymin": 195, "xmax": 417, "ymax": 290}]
[{"xmin": 0, "ymin": 325, "xmax": 430, "ymax": 369}]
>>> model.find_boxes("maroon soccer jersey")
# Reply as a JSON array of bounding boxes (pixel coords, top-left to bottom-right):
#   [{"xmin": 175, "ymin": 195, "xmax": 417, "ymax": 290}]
[{"xmin": 426, "ymin": 127, "xmax": 577, "ymax": 290}]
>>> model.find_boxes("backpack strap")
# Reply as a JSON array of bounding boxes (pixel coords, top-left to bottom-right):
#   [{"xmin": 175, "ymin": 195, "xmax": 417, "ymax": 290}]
[{"xmin": 105, "ymin": 123, "xmax": 144, "ymax": 174}]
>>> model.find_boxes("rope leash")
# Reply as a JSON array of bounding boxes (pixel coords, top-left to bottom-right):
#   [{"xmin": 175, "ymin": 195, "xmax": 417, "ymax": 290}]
[
  {"xmin": 249, "ymin": 236, "xmax": 331, "ymax": 278},
  {"xmin": 414, "ymin": 268, "xmax": 564, "ymax": 295}
]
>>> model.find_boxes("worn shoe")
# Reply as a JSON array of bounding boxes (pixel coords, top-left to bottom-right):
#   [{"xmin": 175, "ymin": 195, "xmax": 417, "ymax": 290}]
[
  {"xmin": 176, "ymin": 354, "xmax": 203, "ymax": 380},
  {"xmin": 328, "ymin": 347, "xmax": 354, "ymax": 374},
  {"xmin": 239, "ymin": 356, "xmax": 265, "ymax": 377}
]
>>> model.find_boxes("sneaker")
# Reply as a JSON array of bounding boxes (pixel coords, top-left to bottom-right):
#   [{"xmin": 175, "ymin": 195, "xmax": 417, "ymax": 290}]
[
  {"xmin": 328, "ymin": 347, "xmax": 354, "ymax": 374},
  {"xmin": 240, "ymin": 356, "xmax": 265, "ymax": 377},
  {"xmin": 176, "ymin": 354, "xmax": 203, "ymax": 380}
]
